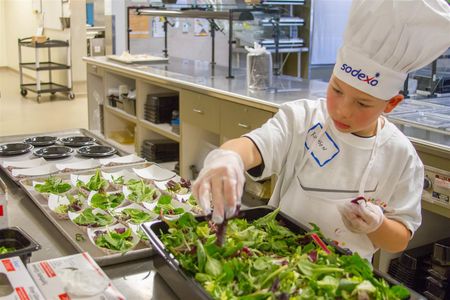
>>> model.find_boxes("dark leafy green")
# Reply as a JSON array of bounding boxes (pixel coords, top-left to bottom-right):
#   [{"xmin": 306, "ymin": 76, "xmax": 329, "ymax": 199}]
[
  {"xmin": 159, "ymin": 209, "xmax": 410, "ymax": 300},
  {"xmin": 77, "ymin": 169, "xmax": 108, "ymax": 192},
  {"xmin": 73, "ymin": 207, "xmax": 114, "ymax": 227},
  {"xmin": 35, "ymin": 177, "xmax": 71, "ymax": 194},
  {"xmin": 90, "ymin": 192, "xmax": 125, "ymax": 210}
]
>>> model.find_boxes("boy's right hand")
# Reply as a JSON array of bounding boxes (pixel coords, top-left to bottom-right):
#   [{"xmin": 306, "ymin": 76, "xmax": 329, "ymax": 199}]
[{"xmin": 192, "ymin": 149, "xmax": 245, "ymax": 224}]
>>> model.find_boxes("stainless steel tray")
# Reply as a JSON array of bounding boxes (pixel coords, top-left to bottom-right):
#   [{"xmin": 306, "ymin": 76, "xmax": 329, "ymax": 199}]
[
  {"xmin": 18, "ymin": 163, "xmax": 156, "ymax": 267},
  {"xmin": 0, "ymin": 129, "xmax": 131, "ymax": 183}
]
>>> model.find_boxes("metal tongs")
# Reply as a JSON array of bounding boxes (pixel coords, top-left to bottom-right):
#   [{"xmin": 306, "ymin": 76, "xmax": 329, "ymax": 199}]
[{"xmin": 214, "ymin": 205, "xmax": 242, "ymax": 247}]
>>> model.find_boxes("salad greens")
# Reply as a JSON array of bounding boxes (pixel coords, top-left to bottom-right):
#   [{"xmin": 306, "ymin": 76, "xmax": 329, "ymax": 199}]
[
  {"xmin": 166, "ymin": 178, "xmax": 191, "ymax": 195},
  {"xmin": 73, "ymin": 207, "xmax": 114, "ymax": 227},
  {"xmin": 0, "ymin": 246, "xmax": 15, "ymax": 254},
  {"xmin": 35, "ymin": 177, "xmax": 71, "ymax": 194},
  {"xmin": 119, "ymin": 208, "xmax": 154, "ymax": 224},
  {"xmin": 77, "ymin": 169, "xmax": 108, "ymax": 192},
  {"xmin": 54, "ymin": 193, "xmax": 85, "ymax": 215},
  {"xmin": 94, "ymin": 227, "xmax": 135, "ymax": 252},
  {"xmin": 153, "ymin": 195, "xmax": 184, "ymax": 216},
  {"xmin": 159, "ymin": 209, "xmax": 410, "ymax": 300},
  {"xmin": 127, "ymin": 180, "xmax": 158, "ymax": 203},
  {"xmin": 90, "ymin": 192, "xmax": 125, "ymax": 210}
]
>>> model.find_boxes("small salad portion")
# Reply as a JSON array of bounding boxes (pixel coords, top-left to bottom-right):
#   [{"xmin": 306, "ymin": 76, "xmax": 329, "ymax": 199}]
[
  {"xmin": 88, "ymin": 224, "xmax": 139, "ymax": 253},
  {"xmin": 69, "ymin": 207, "xmax": 115, "ymax": 228},
  {"xmin": 114, "ymin": 204, "xmax": 156, "ymax": 225},
  {"xmin": 48, "ymin": 192, "xmax": 86, "ymax": 219},
  {"xmin": 124, "ymin": 179, "xmax": 160, "ymax": 204},
  {"xmin": 87, "ymin": 191, "xmax": 125, "ymax": 211},
  {"xmin": 74, "ymin": 169, "xmax": 109, "ymax": 193},
  {"xmin": 150, "ymin": 194, "xmax": 188, "ymax": 219},
  {"xmin": 34, "ymin": 177, "xmax": 72, "ymax": 195}
]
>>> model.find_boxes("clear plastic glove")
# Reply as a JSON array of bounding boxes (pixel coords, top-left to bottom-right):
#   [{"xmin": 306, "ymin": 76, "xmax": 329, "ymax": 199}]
[
  {"xmin": 192, "ymin": 149, "xmax": 245, "ymax": 224},
  {"xmin": 338, "ymin": 199, "xmax": 384, "ymax": 234}
]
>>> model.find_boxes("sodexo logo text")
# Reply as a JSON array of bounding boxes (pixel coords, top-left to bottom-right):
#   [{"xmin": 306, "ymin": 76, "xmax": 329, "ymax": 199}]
[{"xmin": 341, "ymin": 64, "xmax": 380, "ymax": 86}]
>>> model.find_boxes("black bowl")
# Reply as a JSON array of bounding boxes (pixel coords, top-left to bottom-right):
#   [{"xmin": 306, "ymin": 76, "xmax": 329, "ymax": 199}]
[
  {"xmin": 34, "ymin": 146, "xmax": 73, "ymax": 159},
  {"xmin": 59, "ymin": 136, "xmax": 96, "ymax": 147},
  {"xmin": 0, "ymin": 143, "xmax": 33, "ymax": 156},
  {"xmin": 24, "ymin": 136, "xmax": 57, "ymax": 147},
  {"xmin": 77, "ymin": 145, "xmax": 117, "ymax": 158}
]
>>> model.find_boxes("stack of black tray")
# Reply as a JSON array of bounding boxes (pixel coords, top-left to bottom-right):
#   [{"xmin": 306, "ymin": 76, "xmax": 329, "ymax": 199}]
[
  {"xmin": 141, "ymin": 139, "xmax": 178, "ymax": 163},
  {"xmin": 388, "ymin": 243, "xmax": 433, "ymax": 293},
  {"xmin": 424, "ymin": 238, "xmax": 450, "ymax": 300},
  {"xmin": 144, "ymin": 92, "xmax": 179, "ymax": 124}
]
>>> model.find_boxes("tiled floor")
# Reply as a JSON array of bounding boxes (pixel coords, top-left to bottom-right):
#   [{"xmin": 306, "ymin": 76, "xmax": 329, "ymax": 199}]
[{"xmin": 0, "ymin": 68, "xmax": 88, "ymax": 137}]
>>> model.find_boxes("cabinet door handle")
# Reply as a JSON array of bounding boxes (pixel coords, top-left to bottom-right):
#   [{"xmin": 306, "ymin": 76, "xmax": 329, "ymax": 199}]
[
  {"xmin": 193, "ymin": 108, "xmax": 204, "ymax": 114},
  {"xmin": 238, "ymin": 123, "xmax": 249, "ymax": 129}
]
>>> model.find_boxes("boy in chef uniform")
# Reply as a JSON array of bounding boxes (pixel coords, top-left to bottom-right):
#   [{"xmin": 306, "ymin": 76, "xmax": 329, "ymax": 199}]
[{"xmin": 193, "ymin": 0, "xmax": 450, "ymax": 261}]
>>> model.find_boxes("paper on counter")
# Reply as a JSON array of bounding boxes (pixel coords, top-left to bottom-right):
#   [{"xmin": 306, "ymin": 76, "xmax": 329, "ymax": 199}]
[
  {"xmin": 12, "ymin": 163, "xmax": 58, "ymax": 177},
  {"xmin": 99, "ymin": 154, "xmax": 145, "ymax": 166},
  {"xmin": 2, "ymin": 157, "xmax": 46, "ymax": 169}
]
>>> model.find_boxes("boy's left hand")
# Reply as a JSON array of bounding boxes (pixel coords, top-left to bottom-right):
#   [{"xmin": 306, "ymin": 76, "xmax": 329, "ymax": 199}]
[{"xmin": 338, "ymin": 199, "xmax": 384, "ymax": 234}]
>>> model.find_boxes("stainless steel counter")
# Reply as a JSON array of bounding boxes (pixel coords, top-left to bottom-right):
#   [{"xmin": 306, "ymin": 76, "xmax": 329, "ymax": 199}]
[
  {"xmin": 83, "ymin": 56, "xmax": 329, "ymax": 109},
  {"xmin": 1, "ymin": 172, "xmax": 178, "ymax": 299}
]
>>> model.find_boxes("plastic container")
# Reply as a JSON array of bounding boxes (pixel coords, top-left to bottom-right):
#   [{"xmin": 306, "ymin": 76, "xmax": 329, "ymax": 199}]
[
  {"xmin": 246, "ymin": 43, "xmax": 272, "ymax": 90},
  {"xmin": 399, "ymin": 243, "xmax": 433, "ymax": 270},
  {"xmin": 434, "ymin": 238, "xmax": 450, "ymax": 266},
  {"xmin": 142, "ymin": 206, "xmax": 420, "ymax": 300},
  {"xmin": 0, "ymin": 227, "xmax": 41, "ymax": 264}
]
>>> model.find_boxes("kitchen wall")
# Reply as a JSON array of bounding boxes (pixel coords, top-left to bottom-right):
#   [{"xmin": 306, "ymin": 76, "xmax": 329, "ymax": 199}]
[
  {"xmin": 0, "ymin": 1, "xmax": 7, "ymax": 67},
  {"xmin": 2, "ymin": 0, "xmax": 86, "ymax": 88}
]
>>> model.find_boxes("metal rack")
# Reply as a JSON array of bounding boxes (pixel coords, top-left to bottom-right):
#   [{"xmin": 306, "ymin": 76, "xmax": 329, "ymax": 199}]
[{"xmin": 18, "ymin": 37, "xmax": 75, "ymax": 102}]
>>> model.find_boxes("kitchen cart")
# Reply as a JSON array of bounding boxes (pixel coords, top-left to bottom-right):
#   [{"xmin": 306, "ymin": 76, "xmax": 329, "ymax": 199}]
[{"xmin": 18, "ymin": 37, "xmax": 75, "ymax": 102}]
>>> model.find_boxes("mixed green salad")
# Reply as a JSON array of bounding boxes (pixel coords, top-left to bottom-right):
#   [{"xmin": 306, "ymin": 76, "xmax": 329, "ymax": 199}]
[
  {"xmin": 166, "ymin": 178, "xmax": 191, "ymax": 195},
  {"xmin": 90, "ymin": 192, "xmax": 125, "ymax": 210},
  {"xmin": 53, "ymin": 193, "xmax": 86, "ymax": 215},
  {"xmin": 77, "ymin": 170, "xmax": 108, "ymax": 192},
  {"xmin": 127, "ymin": 179, "xmax": 159, "ymax": 203},
  {"xmin": 35, "ymin": 177, "xmax": 71, "ymax": 194},
  {"xmin": 93, "ymin": 227, "xmax": 135, "ymax": 252},
  {"xmin": 73, "ymin": 207, "xmax": 114, "ymax": 227},
  {"xmin": 118, "ymin": 208, "xmax": 154, "ymax": 224},
  {"xmin": 154, "ymin": 195, "xmax": 185, "ymax": 216},
  {"xmin": 159, "ymin": 209, "xmax": 410, "ymax": 300}
]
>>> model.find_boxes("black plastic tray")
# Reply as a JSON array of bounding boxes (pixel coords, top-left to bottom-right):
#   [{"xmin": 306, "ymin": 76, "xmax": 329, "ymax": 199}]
[
  {"xmin": 142, "ymin": 206, "xmax": 424, "ymax": 300},
  {"xmin": 0, "ymin": 226, "xmax": 41, "ymax": 264}
]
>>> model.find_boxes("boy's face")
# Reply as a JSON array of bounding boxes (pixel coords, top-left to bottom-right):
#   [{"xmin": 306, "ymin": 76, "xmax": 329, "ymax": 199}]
[{"xmin": 326, "ymin": 76, "xmax": 403, "ymax": 137}]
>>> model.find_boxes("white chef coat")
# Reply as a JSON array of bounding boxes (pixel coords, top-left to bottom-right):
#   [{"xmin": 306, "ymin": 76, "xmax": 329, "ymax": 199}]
[{"xmin": 245, "ymin": 99, "xmax": 423, "ymax": 259}]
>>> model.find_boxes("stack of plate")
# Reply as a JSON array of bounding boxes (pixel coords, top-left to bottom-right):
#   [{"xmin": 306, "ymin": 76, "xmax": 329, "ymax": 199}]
[
  {"xmin": 144, "ymin": 93, "xmax": 179, "ymax": 124},
  {"xmin": 141, "ymin": 139, "xmax": 178, "ymax": 163},
  {"xmin": 424, "ymin": 238, "xmax": 450, "ymax": 300},
  {"xmin": 388, "ymin": 243, "xmax": 433, "ymax": 292}
]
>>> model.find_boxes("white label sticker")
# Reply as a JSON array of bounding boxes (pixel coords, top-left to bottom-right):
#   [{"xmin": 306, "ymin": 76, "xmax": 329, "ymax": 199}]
[{"xmin": 305, "ymin": 123, "xmax": 340, "ymax": 167}]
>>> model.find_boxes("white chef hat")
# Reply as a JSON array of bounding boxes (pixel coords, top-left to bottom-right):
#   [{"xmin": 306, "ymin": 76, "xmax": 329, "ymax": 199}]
[{"xmin": 333, "ymin": 0, "xmax": 450, "ymax": 100}]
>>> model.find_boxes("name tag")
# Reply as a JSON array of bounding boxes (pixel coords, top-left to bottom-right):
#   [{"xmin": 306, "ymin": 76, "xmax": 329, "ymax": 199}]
[{"xmin": 305, "ymin": 123, "xmax": 340, "ymax": 167}]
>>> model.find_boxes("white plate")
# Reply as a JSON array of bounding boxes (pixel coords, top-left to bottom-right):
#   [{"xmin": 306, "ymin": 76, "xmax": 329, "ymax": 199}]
[
  {"xmin": 48, "ymin": 193, "xmax": 86, "ymax": 216},
  {"xmin": 106, "ymin": 54, "xmax": 168, "ymax": 64},
  {"xmin": 101, "ymin": 170, "xmax": 139, "ymax": 183},
  {"xmin": 12, "ymin": 163, "xmax": 58, "ymax": 177},
  {"xmin": 56, "ymin": 158, "xmax": 101, "ymax": 171},
  {"xmin": 2, "ymin": 157, "xmax": 46, "ymax": 169},
  {"xmin": 99, "ymin": 154, "xmax": 145, "ymax": 166},
  {"xmin": 70, "ymin": 173, "xmax": 95, "ymax": 186},
  {"xmin": 133, "ymin": 165, "xmax": 176, "ymax": 181},
  {"xmin": 87, "ymin": 223, "xmax": 140, "ymax": 254}
]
